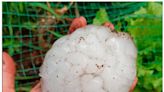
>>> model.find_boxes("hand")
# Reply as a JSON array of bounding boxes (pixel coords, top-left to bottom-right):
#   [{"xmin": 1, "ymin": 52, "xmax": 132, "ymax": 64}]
[
  {"xmin": 30, "ymin": 17, "xmax": 138, "ymax": 92},
  {"xmin": 129, "ymin": 77, "xmax": 138, "ymax": 92},
  {"xmin": 2, "ymin": 17, "xmax": 138, "ymax": 92},
  {"xmin": 30, "ymin": 81, "xmax": 41, "ymax": 92},
  {"xmin": 3, "ymin": 52, "xmax": 16, "ymax": 92}
]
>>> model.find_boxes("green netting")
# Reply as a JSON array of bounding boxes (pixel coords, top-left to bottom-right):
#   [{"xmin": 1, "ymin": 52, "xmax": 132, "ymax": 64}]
[{"xmin": 2, "ymin": 2, "xmax": 162, "ymax": 92}]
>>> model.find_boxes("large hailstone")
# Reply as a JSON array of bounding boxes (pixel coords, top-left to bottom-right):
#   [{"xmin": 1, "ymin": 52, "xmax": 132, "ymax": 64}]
[{"xmin": 40, "ymin": 25, "xmax": 137, "ymax": 92}]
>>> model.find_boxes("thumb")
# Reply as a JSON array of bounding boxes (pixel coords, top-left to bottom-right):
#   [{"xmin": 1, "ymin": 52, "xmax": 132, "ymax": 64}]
[
  {"xmin": 31, "ymin": 81, "xmax": 41, "ymax": 92},
  {"xmin": 129, "ymin": 77, "xmax": 138, "ymax": 92},
  {"xmin": 3, "ymin": 52, "xmax": 16, "ymax": 92}
]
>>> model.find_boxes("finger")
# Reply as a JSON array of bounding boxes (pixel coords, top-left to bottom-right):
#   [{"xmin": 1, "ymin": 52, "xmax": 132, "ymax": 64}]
[
  {"xmin": 31, "ymin": 81, "xmax": 41, "ymax": 92},
  {"xmin": 3, "ymin": 52, "xmax": 16, "ymax": 74},
  {"xmin": 3, "ymin": 52, "xmax": 16, "ymax": 92},
  {"xmin": 129, "ymin": 77, "xmax": 138, "ymax": 92},
  {"xmin": 103, "ymin": 22, "xmax": 115, "ymax": 31},
  {"xmin": 68, "ymin": 16, "xmax": 87, "ymax": 34}
]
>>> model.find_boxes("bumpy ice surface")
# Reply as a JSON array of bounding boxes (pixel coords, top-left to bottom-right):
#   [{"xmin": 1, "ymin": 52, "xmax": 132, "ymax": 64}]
[{"xmin": 40, "ymin": 25, "xmax": 137, "ymax": 92}]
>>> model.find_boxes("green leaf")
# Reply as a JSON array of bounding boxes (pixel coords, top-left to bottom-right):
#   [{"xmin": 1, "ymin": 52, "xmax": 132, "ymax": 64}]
[
  {"xmin": 22, "ymin": 22, "xmax": 37, "ymax": 30},
  {"xmin": 29, "ymin": 3, "xmax": 60, "ymax": 18},
  {"xmin": 8, "ymin": 47, "xmax": 14, "ymax": 56},
  {"xmin": 93, "ymin": 8, "xmax": 110, "ymax": 25},
  {"xmin": 47, "ymin": 30, "xmax": 64, "ymax": 38},
  {"xmin": 147, "ymin": 2, "xmax": 162, "ymax": 16},
  {"xmin": 125, "ymin": 2, "xmax": 162, "ymax": 92},
  {"xmin": 19, "ymin": 2, "xmax": 24, "ymax": 13},
  {"xmin": 3, "ymin": 39, "xmax": 21, "ymax": 56}
]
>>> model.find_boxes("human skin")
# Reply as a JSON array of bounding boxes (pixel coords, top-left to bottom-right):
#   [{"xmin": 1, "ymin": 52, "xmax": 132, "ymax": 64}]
[
  {"xmin": 3, "ymin": 52, "xmax": 16, "ymax": 92},
  {"xmin": 31, "ymin": 16, "xmax": 138, "ymax": 92},
  {"xmin": 2, "ymin": 16, "xmax": 137, "ymax": 92}
]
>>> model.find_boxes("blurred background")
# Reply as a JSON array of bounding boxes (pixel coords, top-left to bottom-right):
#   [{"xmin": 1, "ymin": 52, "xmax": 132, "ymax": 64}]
[{"xmin": 2, "ymin": 2, "xmax": 162, "ymax": 92}]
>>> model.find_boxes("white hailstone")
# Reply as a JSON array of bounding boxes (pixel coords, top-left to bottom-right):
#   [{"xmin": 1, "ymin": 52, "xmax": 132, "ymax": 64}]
[{"xmin": 39, "ymin": 25, "xmax": 137, "ymax": 92}]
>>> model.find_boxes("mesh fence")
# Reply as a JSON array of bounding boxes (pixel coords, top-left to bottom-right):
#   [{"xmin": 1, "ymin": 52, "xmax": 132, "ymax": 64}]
[{"xmin": 2, "ymin": 2, "xmax": 162, "ymax": 92}]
